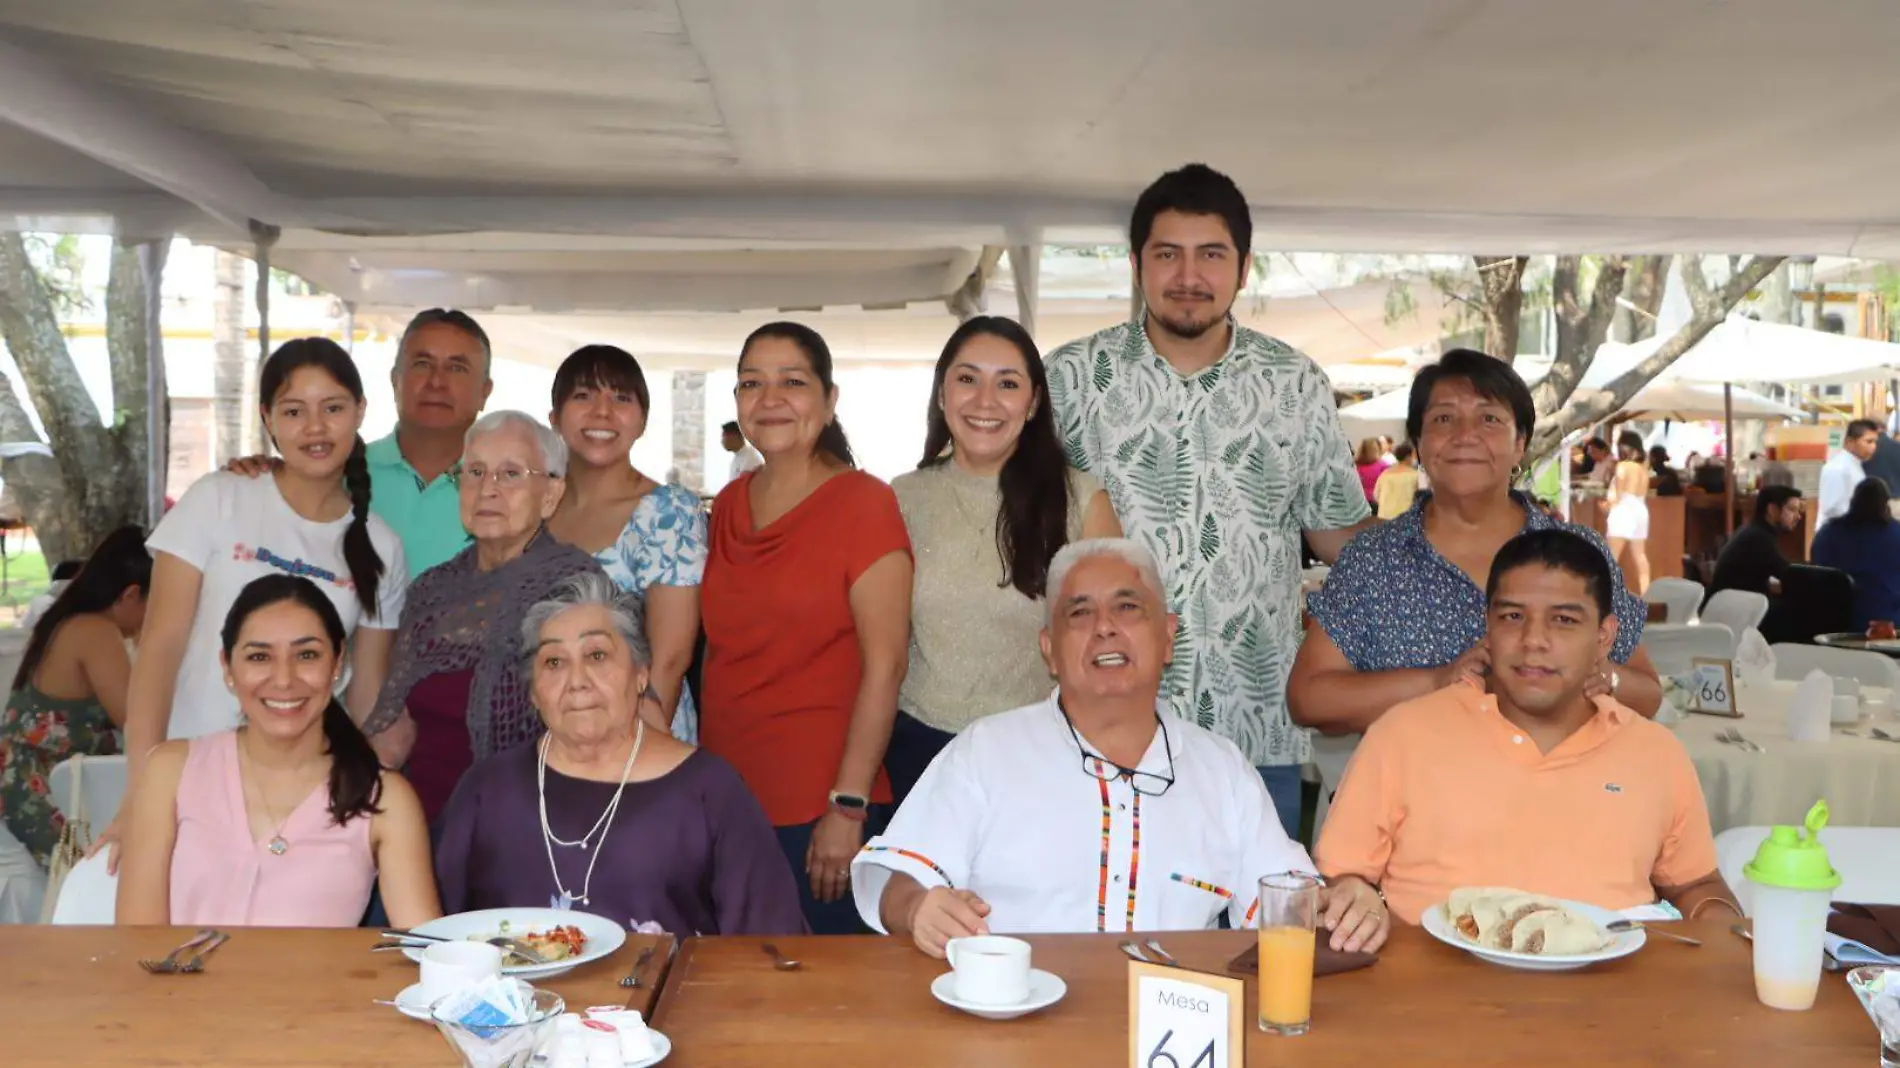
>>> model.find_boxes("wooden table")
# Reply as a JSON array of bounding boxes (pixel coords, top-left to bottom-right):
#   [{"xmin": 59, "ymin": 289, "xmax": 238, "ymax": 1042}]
[
  {"xmin": 0, "ymin": 926, "xmax": 672, "ymax": 1067},
  {"xmin": 650, "ymin": 924, "xmax": 1879, "ymax": 1067}
]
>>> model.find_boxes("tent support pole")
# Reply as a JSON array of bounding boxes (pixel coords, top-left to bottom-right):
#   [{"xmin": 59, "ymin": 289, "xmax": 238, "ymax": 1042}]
[{"xmin": 1724, "ymin": 383, "xmax": 1736, "ymax": 538}]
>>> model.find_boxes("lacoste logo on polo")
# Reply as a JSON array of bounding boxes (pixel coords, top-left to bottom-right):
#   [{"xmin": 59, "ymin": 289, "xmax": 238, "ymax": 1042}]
[{"xmin": 1604, "ymin": 783, "xmax": 1623, "ymax": 794}]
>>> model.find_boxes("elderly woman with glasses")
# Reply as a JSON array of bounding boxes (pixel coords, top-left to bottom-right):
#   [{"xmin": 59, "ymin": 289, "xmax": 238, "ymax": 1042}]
[
  {"xmin": 434, "ymin": 570, "xmax": 806, "ymax": 935},
  {"xmin": 363, "ymin": 411, "xmax": 603, "ymax": 823}
]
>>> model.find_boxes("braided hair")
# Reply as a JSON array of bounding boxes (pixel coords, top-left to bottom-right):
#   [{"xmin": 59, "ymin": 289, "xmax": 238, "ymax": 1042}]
[{"xmin": 258, "ymin": 338, "xmax": 385, "ymax": 615}]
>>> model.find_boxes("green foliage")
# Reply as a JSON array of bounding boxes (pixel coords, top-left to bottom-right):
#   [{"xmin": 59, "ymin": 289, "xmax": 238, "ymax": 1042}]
[{"xmin": 22, "ymin": 234, "xmax": 90, "ymax": 315}]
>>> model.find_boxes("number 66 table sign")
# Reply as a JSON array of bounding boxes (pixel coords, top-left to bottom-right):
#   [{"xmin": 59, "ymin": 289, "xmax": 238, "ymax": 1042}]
[
  {"xmin": 1128, "ymin": 960, "xmax": 1244, "ymax": 1068},
  {"xmin": 1688, "ymin": 657, "xmax": 1739, "ymax": 717}
]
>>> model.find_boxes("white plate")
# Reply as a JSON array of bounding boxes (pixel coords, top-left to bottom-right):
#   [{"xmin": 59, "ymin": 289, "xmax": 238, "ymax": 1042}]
[
  {"xmin": 399, "ymin": 908, "xmax": 628, "ymax": 979},
  {"xmin": 1421, "ymin": 898, "xmax": 1645, "ymax": 971},
  {"xmin": 930, "ymin": 969, "xmax": 1066, "ymax": 1020}
]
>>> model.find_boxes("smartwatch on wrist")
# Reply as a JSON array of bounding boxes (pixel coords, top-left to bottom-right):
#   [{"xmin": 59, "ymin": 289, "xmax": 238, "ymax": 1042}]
[{"xmin": 828, "ymin": 790, "xmax": 870, "ymax": 822}]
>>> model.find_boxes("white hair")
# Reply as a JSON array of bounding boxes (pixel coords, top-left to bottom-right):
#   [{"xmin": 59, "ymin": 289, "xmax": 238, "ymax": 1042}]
[
  {"xmin": 1045, "ymin": 538, "xmax": 1167, "ymax": 626},
  {"xmin": 520, "ymin": 570, "xmax": 650, "ymax": 667},
  {"xmin": 464, "ymin": 410, "xmax": 568, "ymax": 477}
]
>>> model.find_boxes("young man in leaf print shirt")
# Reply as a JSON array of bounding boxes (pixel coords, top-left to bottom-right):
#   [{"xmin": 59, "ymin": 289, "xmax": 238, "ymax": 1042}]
[{"xmin": 1044, "ymin": 164, "xmax": 1374, "ymax": 838}]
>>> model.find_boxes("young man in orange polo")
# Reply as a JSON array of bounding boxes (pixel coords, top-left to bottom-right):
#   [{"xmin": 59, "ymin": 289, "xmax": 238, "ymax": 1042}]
[{"xmin": 1316, "ymin": 528, "xmax": 1738, "ymax": 924}]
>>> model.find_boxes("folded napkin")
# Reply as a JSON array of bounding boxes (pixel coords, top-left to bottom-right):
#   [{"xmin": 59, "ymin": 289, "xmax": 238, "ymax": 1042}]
[
  {"xmin": 1827, "ymin": 903, "xmax": 1900, "ymax": 964},
  {"xmin": 1788, "ymin": 668, "xmax": 1833, "ymax": 743},
  {"xmin": 1617, "ymin": 901, "xmax": 1683, "ymax": 923},
  {"xmin": 1227, "ymin": 937, "xmax": 1377, "ymax": 979},
  {"xmin": 1733, "ymin": 627, "xmax": 1776, "ymax": 684}
]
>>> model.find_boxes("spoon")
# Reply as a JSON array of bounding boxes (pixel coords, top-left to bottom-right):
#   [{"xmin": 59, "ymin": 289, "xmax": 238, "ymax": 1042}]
[
  {"xmin": 1118, "ymin": 941, "xmax": 1152, "ymax": 964},
  {"xmin": 761, "ymin": 943, "xmax": 801, "ymax": 971},
  {"xmin": 1143, "ymin": 939, "xmax": 1182, "ymax": 967},
  {"xmin": 1729, "ymin": 923, "xmax": 1848, "ymax": 971},
  {"xmin": 1606, "ymin": 919, "xmax": 1701, "ymax": 946}
]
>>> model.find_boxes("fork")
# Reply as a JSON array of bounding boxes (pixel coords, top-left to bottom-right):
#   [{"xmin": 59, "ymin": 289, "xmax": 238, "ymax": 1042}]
[
  {"xmin": 138, "ymin": 929, "xmax": 219, "ymax": 974},
  {"xmin": 178, "ymin": 931, "xmax": 231, "ymax": 973},
  {"xmin": 619, "ymin": 946, "xmax": 656, "ymax": 988},
  {"xmin": 1872, "ymin": 728, "xmax": 1900, "ymax": 744},
  {"xmin": 1717, "ymin": 728, "xmax": 1764, "ymax": 753}
]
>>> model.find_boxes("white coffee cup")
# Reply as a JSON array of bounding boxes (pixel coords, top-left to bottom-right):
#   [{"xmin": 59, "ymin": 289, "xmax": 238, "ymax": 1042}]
[
  {"xmin": 945, "ymin": 935, "xmax": 1032, "ymax": 1006},
  {"xmin": 419, "ymin": 940, "xmax": 505, "ymax": 1001}
]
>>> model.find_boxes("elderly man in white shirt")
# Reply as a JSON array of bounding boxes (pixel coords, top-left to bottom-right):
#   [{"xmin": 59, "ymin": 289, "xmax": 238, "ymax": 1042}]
[
  {"xmin": 851, "ymin": 537, "xmax": 1389, "ymax": 958},
  {"xmin": 1818, "ymin": 420, "xmax": 1880, "ymax": 528}
]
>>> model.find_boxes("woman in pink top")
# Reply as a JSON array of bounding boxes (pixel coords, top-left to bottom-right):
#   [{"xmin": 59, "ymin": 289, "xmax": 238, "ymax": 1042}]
[{"xmin": 117, "ymin": 575, "xmax": 440, "ymax": 927}]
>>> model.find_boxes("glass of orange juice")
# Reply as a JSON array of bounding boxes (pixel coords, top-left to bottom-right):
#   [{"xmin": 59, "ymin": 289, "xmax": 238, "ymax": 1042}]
[{"xmin": 1256, "ymin": 872, "xmax": 1319, "ymax": 1035}]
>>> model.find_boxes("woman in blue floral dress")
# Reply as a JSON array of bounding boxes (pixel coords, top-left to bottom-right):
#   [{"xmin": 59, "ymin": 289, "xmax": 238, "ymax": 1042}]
[
  {"xmin": 546, "ymin": 345, "xmax": 709, "ymax": 741},
  {"xmin": 0, "ymin": 526, "xmax": 151, "ymax": 867}
]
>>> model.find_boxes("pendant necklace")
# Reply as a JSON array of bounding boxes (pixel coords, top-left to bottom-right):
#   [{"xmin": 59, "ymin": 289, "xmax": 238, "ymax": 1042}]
[
  {"xmin": 238, "ymin": 734, "xmax": 298, "ymax": 856},
  {"xmin": 537, "ymin": 719, "xmax": 644, "ymax": 908}
]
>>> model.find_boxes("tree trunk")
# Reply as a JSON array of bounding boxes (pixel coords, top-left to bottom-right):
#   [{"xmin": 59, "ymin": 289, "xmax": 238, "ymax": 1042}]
[
  {"xmin": 214, "ymin": 250, "xmax": 247, "ymax": 465},
  {"xmin": 1527, "ymin": 255, "xmax": 1784, "ymax": 460},
  {"xmin": 1618, "ymin": 255, "xmax": 1670, "ymax": 342},
  {"xmin": 0, "ymin": 233, "xmax": 169, "ymax": 561},
  {"xmin": 1474, "ymin": 255, "xmax": 1528, "ymax": 361},
  {"xmin": 1531, "ymin": 255, "xmax": 1630, "ymax": 421}
]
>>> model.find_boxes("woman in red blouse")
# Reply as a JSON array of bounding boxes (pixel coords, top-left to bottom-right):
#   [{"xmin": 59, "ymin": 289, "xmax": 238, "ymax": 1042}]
[{"xmin": 701, "ymin": 322, "xmax": 913, "ymax": 935}]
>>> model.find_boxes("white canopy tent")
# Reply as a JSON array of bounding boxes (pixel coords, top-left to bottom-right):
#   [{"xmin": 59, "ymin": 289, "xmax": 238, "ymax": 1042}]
[
  {"xmin": 1590, "ymin": 317, "xmax": 1900, "ymax": 388},
  {"xmin": 6, "ymin": 0, "xmax": 1900, "ymax": 320},
  {"xmin": 1338, "ymin": 379, "xmax": 1805, "ymax": 441}
]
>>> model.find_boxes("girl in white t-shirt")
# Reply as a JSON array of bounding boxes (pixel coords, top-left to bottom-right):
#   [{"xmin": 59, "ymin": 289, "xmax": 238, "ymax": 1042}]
[{"xmin": 108, "ymin": 338, "xmax": 409, "ymax": 856}]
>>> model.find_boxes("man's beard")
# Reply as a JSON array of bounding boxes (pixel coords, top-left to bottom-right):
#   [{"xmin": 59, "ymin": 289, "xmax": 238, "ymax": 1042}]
[{"xmin": 1150, "ymin": 299, "xmax": 1230, "ymax": 342}]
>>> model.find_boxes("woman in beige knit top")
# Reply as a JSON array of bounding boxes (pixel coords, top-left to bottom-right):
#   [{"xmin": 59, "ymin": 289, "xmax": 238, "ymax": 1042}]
[{"xmin": 886, "ymin": 316, "xmax": 1120, "ymax": 805}]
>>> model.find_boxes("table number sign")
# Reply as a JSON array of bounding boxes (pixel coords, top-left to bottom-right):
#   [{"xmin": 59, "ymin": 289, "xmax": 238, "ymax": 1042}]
[
  {"xmin": 1687, "ymin": 657, "xmax": 1739, "ymax": 717},
  {"xmin": 1127, "ymin": 960, "xmax": 1243, "ymax": 1068}
]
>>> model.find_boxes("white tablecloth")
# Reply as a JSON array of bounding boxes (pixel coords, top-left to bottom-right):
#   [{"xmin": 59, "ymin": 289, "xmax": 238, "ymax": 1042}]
[{"xmin": 1674, "ymin": 680, "xmax": 1900, "ymax": 834}]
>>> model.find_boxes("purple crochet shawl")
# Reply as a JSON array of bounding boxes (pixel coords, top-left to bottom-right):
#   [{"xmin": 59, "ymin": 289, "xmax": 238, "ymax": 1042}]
[{"xmin": 364, "ymin": 529, "xmax": 603, "ymax": 758}]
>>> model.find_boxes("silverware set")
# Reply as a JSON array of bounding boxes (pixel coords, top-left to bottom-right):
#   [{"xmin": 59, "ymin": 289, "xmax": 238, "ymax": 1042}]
[
  {"xmin": 138, "ymin": 929, "xmax": 231, "ymax": 974},
  {"xmin": 1604, "ymin": 919, "xmax": 1702, "ymax": 946},
  {"xmin": 1118, "ymin": 939, "xmax": 1179, "ymax": 967},
  {"xmin": 371, "ymin": 929, "xmax": 550, "ymax": 965},
  {"xmin": 1716, "ymin": 728, "xmax": 1764, "ymax": 752}
]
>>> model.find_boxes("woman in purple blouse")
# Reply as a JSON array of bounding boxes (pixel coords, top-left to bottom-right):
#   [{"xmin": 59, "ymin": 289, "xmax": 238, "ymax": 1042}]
[{"xmin": 434, "ymin": 570, "xmax": 805, "ymax": 936}]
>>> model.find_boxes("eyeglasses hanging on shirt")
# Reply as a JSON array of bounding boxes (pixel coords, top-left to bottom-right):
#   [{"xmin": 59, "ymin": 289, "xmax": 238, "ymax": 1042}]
[{"xmin": 1057, "ymin": 702, "xmax": 1177, "ymax": 797}]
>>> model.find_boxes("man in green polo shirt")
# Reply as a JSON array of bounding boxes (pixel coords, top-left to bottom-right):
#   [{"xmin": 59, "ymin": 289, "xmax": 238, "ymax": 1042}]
[
  {"xmin": 225, "ymin": 308, "xmax": 493, "ymax": 579},
  {"xmin": 369, "ymin": 308, "xmax": 494, "ymax": 576}
]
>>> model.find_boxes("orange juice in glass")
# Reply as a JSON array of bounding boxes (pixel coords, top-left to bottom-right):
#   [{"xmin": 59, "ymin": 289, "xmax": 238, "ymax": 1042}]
[{"xmin": 1256, "ymin": 873, "xmax": 1320, "ymax": 1035}]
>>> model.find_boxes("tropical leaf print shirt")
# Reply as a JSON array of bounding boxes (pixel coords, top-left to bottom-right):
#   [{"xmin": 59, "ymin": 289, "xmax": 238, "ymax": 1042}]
[{"xmin": 1046, "ymin": 319, "xmax": 1370, "ymax": 766}]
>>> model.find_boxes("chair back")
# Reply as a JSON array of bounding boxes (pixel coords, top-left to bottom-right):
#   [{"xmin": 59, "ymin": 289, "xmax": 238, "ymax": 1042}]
[
  {"xmin": 1777, "ymin": 565, "xmax": 1856, "ymax": 643},
  {"xmin": 1716, "ymin": 825, "xmax": 1900, "ymax": 916},
  {"xmin": 0, "ymin": 824, "xmax": 47, "ymax": 924},
  {"xmin": 1700, "ymin": 590, "xmax": 1770, "ymax": 637},
  {"xmin": 1769, "ymin": 643, "xmax": 1900, "ymax": 691},
  {"xmin": 48, "ymin": 755, "xmax": 130, "ymax": 832},
  {"xmin": 1645, "ymin": 578, "xmax": 1706, "ymax": 624},
  {"xmin": 49, "ymin": 851, "xmax": 117, "ymax": 925},
  {"xmin": 1643, "ymin": 622, "xmax": 1736, "ymax": 676}
]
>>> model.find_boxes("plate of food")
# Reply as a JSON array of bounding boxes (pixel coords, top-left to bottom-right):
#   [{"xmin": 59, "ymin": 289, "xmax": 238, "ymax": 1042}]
[
  {"xmin": 1421, "ymin": 887, "xmax": 1644, "ymax": 972},
  {"xmin": 399, "ymin": 908, "xmax": 628, "ymax": 979}
]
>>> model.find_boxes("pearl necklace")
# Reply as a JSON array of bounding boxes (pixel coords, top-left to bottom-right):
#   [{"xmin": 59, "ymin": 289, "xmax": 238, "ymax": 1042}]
[{"xmin": 537, "ymin": 720, "xmax": 644, "ymax": 908}]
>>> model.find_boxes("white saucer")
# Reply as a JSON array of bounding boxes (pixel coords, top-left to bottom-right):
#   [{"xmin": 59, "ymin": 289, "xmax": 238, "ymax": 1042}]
[
  {"xmin": 930, "ymin": 969, "xmax": 1066, "ymax": 1020},
  {"xmin": 391, "ymin": 982, "xmax": 435, "ymax": 1021}
]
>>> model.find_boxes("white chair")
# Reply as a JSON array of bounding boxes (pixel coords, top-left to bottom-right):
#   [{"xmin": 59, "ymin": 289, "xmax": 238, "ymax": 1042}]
[
  {"xmin": 1769, "ymin": 644, "xmax": 1900, "ymax": 691},
  {"xmin": 49, "ymin": 755, "xmax": 129, "ymax": 834},
  {"xmin": 1643, "ymin": 622, "xmax": 1736, "ymax": 677},
  {"xmin": 1645, "ymin": 577, "xmax": 1706, "ymax": 624},
  {"xmin": 49, "ymin": 851, "xmax": 117, "ymax": 924},
  {"xmin": 1715, "ymin": 826, "xmax": 1900, "ymax": 916},
  {"xmin": 1700, "ymin": 590, "xmax": 1770, "ymax": 637},
  {"xmin": 0, "ymin": 824, "xmax": 46, "ymax": 924}
]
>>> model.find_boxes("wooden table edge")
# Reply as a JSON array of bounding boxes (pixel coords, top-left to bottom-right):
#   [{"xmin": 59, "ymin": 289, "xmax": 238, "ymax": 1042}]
[{"xmin": 648, "ymin": 934, "xmax": 703, "ymax": 1026}]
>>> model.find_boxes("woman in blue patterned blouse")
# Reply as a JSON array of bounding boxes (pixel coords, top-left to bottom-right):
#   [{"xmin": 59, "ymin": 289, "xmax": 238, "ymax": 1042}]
[
  {"xmin": 1289, "ymin": 349, "xmax": 1662, "ymax": 734},
  {"xmin": 545, "ymin": 345, "xmax": 710, "ymax": 742}
]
